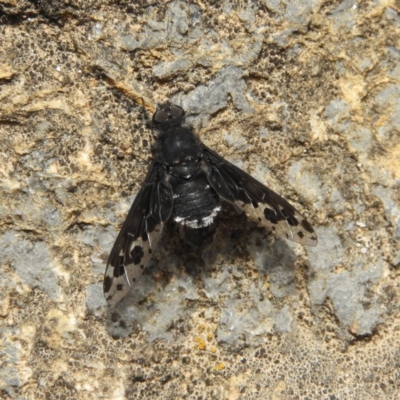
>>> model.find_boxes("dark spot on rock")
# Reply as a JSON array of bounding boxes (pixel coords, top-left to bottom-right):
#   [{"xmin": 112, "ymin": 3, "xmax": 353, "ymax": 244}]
[
  {"xmin": 182, "ymin": 356, "xmax": 190, "ymax": 364},
  {"xmin": 298, "ymin": 231, "xmax": 304, "ymax": 239},
  {"xmin": 111, "ymin": 312, "xmax": 119, "ymax": 322},
  {"xmin": 116, "ymin": 284, "xmax": 123, "ymax": 291}
]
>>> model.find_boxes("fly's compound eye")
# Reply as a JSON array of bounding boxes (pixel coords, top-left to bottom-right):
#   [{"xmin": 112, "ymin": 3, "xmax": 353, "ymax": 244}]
[
  {"xmin": 170, "ymin": 105, "xmax": 185, "ymax": 118},
  {"xmin": 153, "ymin": 109, "xmax": 169, "ymax": 123}
]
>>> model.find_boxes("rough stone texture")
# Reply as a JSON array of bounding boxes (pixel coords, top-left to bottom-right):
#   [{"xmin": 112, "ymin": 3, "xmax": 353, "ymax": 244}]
[{"xmin": 1, "ymin": 0, "xmax": 400, "ymax": 399}]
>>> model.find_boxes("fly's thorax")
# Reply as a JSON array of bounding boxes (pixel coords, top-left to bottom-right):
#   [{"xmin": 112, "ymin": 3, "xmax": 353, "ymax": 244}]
[{"xmin": 160, "ymin": 127, "xmax": 202, "ymax": 167}]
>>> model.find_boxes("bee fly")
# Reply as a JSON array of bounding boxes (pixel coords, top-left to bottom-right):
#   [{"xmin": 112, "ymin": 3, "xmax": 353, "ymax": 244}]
[{"xmin": 104, "ymin": 103, "xmax": 317, "ymax": 305}]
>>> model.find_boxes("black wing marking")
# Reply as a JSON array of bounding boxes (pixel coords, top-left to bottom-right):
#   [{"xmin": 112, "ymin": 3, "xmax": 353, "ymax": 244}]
[
  {"xmin": 203, "ymin": 147, "xmax": 318, "ymax": 246},
  {"xmin": 104, "ymin": 163, "xmax": 174, "ymax": 305}
]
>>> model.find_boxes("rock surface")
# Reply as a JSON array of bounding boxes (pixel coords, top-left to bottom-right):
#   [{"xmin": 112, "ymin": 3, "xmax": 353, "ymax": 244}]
[{"xmin": 1, "ymin": 0, "xmax": 399, "ymax": 399}]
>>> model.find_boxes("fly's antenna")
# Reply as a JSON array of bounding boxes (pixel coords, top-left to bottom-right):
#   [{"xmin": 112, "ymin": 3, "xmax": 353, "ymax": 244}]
[{"xmin": 138, "ymin": 96, "xmax": 155, "ymax": 128}]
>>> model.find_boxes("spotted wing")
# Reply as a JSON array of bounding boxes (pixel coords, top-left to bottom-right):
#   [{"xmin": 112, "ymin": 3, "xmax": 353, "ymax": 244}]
[
  {"xmin": 104, "ymin": 163, "xmax": 173, "ymax": 305},
  {"xmin": 203, "ymin": 147, "xmax": 317, "ymax": 246}
]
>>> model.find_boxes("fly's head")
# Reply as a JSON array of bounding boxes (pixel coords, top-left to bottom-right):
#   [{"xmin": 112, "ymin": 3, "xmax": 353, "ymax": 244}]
[{"xmin": 152, "ymin": 103, "xmax": 185, "ymax": 135}]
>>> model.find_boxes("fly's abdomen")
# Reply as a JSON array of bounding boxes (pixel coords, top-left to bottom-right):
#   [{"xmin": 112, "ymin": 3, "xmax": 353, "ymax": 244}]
[{"xmin": 171, "ymin": 172, "xmax": 221, "ymax": 229}]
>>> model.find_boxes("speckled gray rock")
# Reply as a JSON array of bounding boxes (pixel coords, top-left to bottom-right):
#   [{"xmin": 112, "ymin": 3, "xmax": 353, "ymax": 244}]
[{"xmin": 1, "ymin": 1, "xmax": 400, "ymax": 399}]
